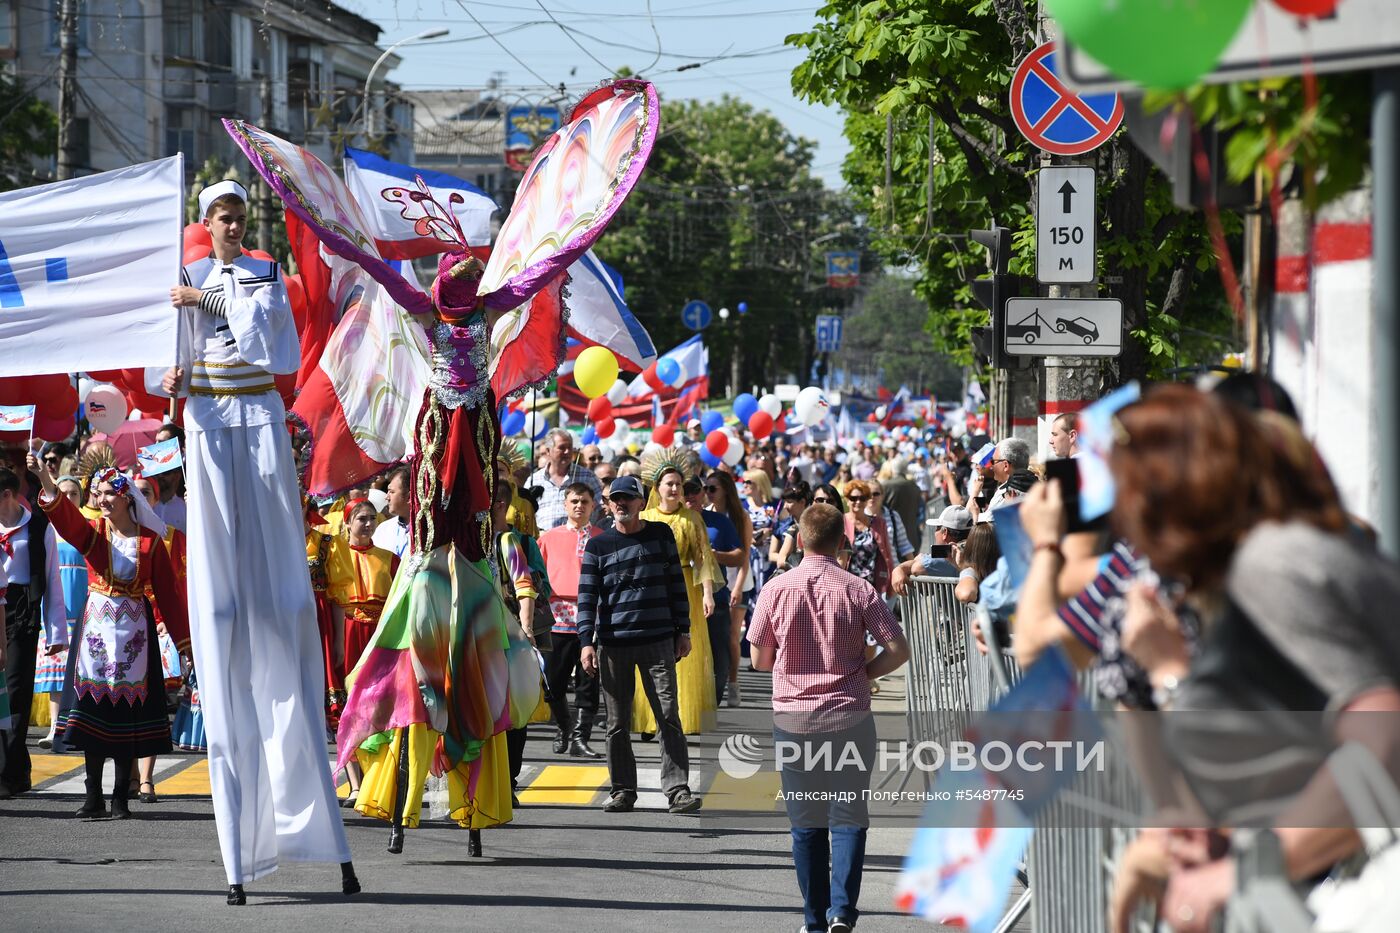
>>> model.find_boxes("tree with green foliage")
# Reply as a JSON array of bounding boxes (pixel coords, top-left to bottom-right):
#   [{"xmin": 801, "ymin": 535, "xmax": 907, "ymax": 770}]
[
  {"xmin": 594, "ymin": 94, "xmax": 866, "ymax": 391},
  {"xmin": 0, "ymin": 74, "xmax": 59, "ymax": 192},
  {"xmin": 787, "ymin": 0, "xmax": 1239, "ymax": 383},
  {"xmin": 838, "ymin": 272, "xmax": 962, "ymax": 398}
]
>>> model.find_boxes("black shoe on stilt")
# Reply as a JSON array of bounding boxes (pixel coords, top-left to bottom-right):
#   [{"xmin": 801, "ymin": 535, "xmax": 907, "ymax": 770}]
[
  {"xmin": 226, "ymin": 885, "xmax": 246, "ymax": 906},
  {"xmin": 387, "ymin": 826, "xmax": 405, "ymax": 855},
  {"xmin": 109, "ymin": 792, "xmax": 131, "ymax": 820},
  {"xmin": 340, "ymin": 861, "xmax": 361, "ymax": 897},
  {"xmin": 468, "ymin": 829, "xmax": 482, "ymax": 858}
]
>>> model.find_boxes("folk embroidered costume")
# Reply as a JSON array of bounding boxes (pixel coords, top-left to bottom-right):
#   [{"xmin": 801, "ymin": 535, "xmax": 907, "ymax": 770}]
[
  {"xmin": 38, "ymin": 470, "xmax": 188, "ymax": 820},
  {"xmin": 635, "ymin": 446, "xmax": 722, "ymax": 735},
  {"xmin": 326, "ymin": 523, "xmax": 398, "ymax": 681},
  {"xmin": 156, "ymin": 180, "xmax": 354, "ymax": 899}
]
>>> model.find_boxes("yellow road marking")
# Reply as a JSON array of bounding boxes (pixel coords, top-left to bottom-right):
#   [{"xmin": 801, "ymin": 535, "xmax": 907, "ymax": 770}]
[
  {"xmin": 704, "ymin": 771, "xmax": 783, "ymax": 812},
  {"xmin": 155, "ymin": 759, "xmax": 209, "ymax": 796},
  {"xmin": 517, "ymin": 765, "xmax": 610, "ymax": 805},
  {"xmin": 30, "ymin": 753, "xmax": 85, "ymax": 784}
]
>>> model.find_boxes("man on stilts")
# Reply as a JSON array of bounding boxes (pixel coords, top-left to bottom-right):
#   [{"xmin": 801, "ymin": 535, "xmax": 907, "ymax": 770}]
[{"xmin": 158, "ymin": 180, "xmax": 358, "ymax": 905}]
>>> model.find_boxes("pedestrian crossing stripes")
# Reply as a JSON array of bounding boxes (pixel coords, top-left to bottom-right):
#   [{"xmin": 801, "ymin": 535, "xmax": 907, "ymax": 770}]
[{"xmin": 23, "ymin": 754, "xmax": 786, "ymax": 811}]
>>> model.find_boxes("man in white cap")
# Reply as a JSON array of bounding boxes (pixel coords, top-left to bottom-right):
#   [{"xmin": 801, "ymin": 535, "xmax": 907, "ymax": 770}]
[
  {"xmin": 156, "ymin": 179, "xmax": 357, "ymax": 904},
  {"xmin": 890, "ymin": 505, "xmax": 972, "ymax": 595}
]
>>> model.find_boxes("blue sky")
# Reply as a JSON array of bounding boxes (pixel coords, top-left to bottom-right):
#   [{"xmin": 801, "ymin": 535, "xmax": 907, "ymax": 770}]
[{"xmin": 339, "ymin": 0, "xmax": 851, "ymax": 188}]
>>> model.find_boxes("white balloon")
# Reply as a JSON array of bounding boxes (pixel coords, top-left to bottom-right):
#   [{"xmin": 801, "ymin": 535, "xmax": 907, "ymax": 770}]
[
  {"xmin": 794, "ymin": 386, "xmax": 831, "ymax": 427},
  {"xmin": 597, "ymin": 442, "xmax": 617, "ymax": 462},
  {"xmin": 758, "ymin": 394, "xmax": 782, "ymax": 418},
  {"xmin": 523, "ymin": 411, "xmax": 550, "ymax": 441},
  {"xmin": 721, "ymin": 438, "xmax": 744, "ymax": 466},
  {"xmin": 643, "ymin": 441, "xmax": 664, "ymax": 456},
  {"xmin": 85, "ymin": 384, "xmax": 127, "ymax": 435},
  {"xmin": 665, "ymin": 361, "xmax": 688, "ymax": 389},
  {"xmin": 612, "ymin": 422, "xmax": 631, "ymax": 447},
  {"xmin": 606, "ymin": 379, "xmax": 629, "ymax": 406},
  {"xmin": 77, "ymin": 375, "xmax": 96, "ymax": 404}
]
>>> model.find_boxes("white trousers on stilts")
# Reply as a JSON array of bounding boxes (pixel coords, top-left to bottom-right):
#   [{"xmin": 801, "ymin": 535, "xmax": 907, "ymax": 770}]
[{"xmin": 186, "ymin": 422, "xmax": 351, "ymax": 884}]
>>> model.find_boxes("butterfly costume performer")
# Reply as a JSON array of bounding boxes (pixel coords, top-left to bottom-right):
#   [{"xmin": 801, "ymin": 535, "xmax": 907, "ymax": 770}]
[{"xmin": 227, "ymin": 78, "xmax": 659, "ymax": 855}]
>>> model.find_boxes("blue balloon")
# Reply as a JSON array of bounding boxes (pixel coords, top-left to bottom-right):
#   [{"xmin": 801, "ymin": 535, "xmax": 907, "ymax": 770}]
[
  {"xmin": 655, "ymin": 357, "xmax": 682, "ymax": 387},
  {"xmin": 581, "ymin": 425, "xmax": 599, "ymax": 445},
  {"xmin": 501, "ymin": 410, "xmax": 526, "ymax": 437},
  {"xmin": 700, "ymin": 449, "xmax": 722, "ymax": 469},
  {"xmin": 737, "ymin": 301, "xmax": 748, "ymax": 314},
  {"xmin": 733, "ymin": 393, "xmax": 759, "ymax": 425},
  {"xmin": 701, "ymin": 410, "xmax": 724, "ymax": 435},
  {"xmin": 916, "ymin": 446, "xmax": 929, "ymax": 458}
]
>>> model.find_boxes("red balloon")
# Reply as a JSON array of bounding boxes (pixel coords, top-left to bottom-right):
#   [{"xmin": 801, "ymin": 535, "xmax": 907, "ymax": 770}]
[
  {"xmin": 653, "ymin": 423, "xmax": 676, "ymax": 446},
  {"xmin": 595, "ymin": 417, "xmax": 617, "ymax": 439},
  {"xmin": 748, "ymin": 411, "xmax": 774, "ymax": 439},
  {"xmin": 1271, "ymin": 0, "xmax": 1339, "ymax": 16},
  {"xmin": 245, "ymin": 248, "xmax": 275, "ymax": 262},
  {"xmin": 774, "ymin": 413, "xmax": 787, "ymax": 434},
  {"xmin": 587, "ymin": 396, "xmax": 613, "ymax": 422},
  {"xmin": 642, "ymin": 363, "xmax": 666, "ymax": 393},
  {"xmin": 705, "ymin": 429, "xmax": 729, "ymax": 457},
  {"xmin": 32, "ymin": 412, "xmax": 76, "ymax": 443},
  {"xmin": 183, "ymin": 223, "xmax": 211, "ymax": 252}
]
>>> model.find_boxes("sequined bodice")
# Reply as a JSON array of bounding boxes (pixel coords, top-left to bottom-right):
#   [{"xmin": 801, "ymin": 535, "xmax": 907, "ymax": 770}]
[{"xmin": 425, "ymin": 313, "xmax": 489, "ymax": 411}]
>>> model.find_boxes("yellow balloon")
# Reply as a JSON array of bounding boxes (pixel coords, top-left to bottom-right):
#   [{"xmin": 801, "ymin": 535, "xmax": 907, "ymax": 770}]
[{"xmin": 574, "ymin": 345, "xmax": 619, "ymax": 399}]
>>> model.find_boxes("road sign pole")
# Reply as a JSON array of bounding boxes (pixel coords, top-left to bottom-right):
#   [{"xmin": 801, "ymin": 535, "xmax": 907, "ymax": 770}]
[{"xmin": 1375, "ymin": 66, "xmax": 1400, "ymax": 557}]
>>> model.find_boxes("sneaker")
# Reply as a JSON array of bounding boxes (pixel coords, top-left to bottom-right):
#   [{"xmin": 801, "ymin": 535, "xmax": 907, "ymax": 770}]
[
  {"xmin": 726, "ymin": 681, "xmax": 741, "ymax": 708},
  {"xmin": 603, "ymin": 792, "xmax": 635, "ymax": 813},
  {"xmin": 668, "ymin": 789, "xmax": 702, "ymax": 814},
  {"xmin": 828, "ymin": 918, "xmax": 853, "ymax": 933}
]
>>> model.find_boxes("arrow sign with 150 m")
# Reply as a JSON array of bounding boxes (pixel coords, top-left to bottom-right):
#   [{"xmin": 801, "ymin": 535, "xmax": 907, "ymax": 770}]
[{"xmin": 1036, "ymin": 165, "xmax": 1095, "ymax": 285}]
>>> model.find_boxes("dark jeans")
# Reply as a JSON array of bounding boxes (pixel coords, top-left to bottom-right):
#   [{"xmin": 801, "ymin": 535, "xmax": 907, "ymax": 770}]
[
  {"xmin": 707, "ymin": 587, "xmax": 731, "ymax": 705},
  {"xmin": 2, "ymin": 587, "xmax": 40, "ymax": 789},
  {"xmin": 597, "ymin": 637, "xmax": 689, "ymax": 798},
  {"xmin": 546, "ymin": 629, "xmax": 599, "ymax": 738},
  {"xmin": 775, "ymin": 715, "xmax": 877, "ymax": 930}
]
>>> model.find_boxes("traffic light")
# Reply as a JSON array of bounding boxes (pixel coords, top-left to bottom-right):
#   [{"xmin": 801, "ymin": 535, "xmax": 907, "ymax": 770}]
[{"xmin": 967, "ymin": 223, "xmax": 1013, "ymax": 369}]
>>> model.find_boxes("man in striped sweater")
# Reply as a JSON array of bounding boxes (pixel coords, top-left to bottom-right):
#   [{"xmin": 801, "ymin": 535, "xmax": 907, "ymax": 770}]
[{"xmin": 578, "ymin": 475, "xmax": 702, "ymax": 815}]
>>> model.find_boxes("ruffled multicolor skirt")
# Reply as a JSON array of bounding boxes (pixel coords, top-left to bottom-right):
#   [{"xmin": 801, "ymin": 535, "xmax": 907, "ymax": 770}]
[{"xmin": 336, "ymin": 544, "xmax": 539, "ymax": 830}]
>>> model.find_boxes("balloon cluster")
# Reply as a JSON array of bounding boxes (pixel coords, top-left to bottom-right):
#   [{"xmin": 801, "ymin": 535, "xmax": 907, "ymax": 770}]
[
  {"xmin": 641, "ymin": 356, "xmax": 687, "ymax": 393},
  {"xmin": 732, "ymin": 392, "xmax": 784, "ymax": 441},
  {"xmin": 0, "ymin": 374, "xmax": 80, "ymax": 441}
]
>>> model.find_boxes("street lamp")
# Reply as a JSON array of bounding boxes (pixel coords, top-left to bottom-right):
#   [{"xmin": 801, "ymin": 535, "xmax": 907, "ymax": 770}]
[
  {"xmin": 718, "ymin": 307, "xmax": 730, "ymax": 321},
  {"xmin": 362, "ymin": 27, "xmax": 448, "ymax": 138}
]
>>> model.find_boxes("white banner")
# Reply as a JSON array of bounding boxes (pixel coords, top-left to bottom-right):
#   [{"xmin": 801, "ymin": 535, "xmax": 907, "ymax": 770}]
[{"xmin": 0, "ymin": 155, "xmax": 184, "ymax": 377}]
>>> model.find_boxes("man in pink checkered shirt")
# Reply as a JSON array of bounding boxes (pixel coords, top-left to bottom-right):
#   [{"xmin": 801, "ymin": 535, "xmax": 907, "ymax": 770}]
[{"xmin": 749, "ymin": 503, "xmax": 910, "ymax": 933}]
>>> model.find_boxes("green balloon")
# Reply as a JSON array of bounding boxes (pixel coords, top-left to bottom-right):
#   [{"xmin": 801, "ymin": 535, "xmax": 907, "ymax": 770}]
[{"xmin": 1046, "ymin": 0, "xmax": 1252, "ymax": 90}]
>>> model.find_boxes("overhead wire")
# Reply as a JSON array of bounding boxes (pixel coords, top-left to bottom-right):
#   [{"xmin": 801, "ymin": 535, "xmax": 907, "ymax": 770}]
[
  {"xmin": 534, "ymin": 0, "xmax": 619, "ymax": 77},
  {"xmin": 451, "ymin": 0, "xmax": 557, "ymax": 89}
]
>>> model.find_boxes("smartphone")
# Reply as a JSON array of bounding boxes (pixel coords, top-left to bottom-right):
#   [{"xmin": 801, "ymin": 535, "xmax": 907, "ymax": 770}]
[
  {"xmin": 928, "ymin": 543, "xmax": 952, "ymax": 559},
  {"xmin": 1044, "ymin": 458, "xmax": 1106, "ymax": 534}
]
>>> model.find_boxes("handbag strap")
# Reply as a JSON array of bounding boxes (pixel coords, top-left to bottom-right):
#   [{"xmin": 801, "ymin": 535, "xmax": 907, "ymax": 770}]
[{"xmin": 1329, "ymin": 742, "xmax": 1400, "ymax": 855}]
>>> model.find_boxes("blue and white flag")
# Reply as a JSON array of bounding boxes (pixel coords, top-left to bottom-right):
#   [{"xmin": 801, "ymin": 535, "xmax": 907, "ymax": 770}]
[
  {"xmin": 566, "ymin": 250, "xmax": 656, "ymax": 372},
  {"xmin": 0, "ymin": 404, "xmax": 36, "ymax": 433},
  {"xmin": 136, "ymin": 437, "xmax": 184, "ymax": 477},
  {"xmin": 342, "ymin": 147, "xmax": 498, "ymax": 258},
  {"xmin": 0, "ymin": 156, "xmax": 183, "ymax": 377}
]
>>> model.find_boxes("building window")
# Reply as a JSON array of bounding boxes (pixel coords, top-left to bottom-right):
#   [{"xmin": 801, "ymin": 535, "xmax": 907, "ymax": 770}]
[
  {"xmin": 1, "ymin": 0, "xmax": 14, "ymax": 52},
  {"xmin": 165, "ymin": 105, "xmax": 197, "ymax": 161},
  {"xmin": 46, "ymin": 0, "xmax": 89, "ymax": 50},
  {"xmin": 163, "ymin": 0, "xmax": 196, "ymax": 59}
]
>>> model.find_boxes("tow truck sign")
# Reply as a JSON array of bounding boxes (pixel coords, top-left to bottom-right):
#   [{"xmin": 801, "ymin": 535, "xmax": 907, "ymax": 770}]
[{"xmin": 1003, "ymin": 297, "xmax": 1122, "ymax": 358}]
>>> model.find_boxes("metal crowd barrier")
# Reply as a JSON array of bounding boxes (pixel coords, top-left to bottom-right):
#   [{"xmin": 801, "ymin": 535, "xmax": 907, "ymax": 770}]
[{"xmin": 897, "ymin": 577, "xmax": 1145, "ymax": 933}]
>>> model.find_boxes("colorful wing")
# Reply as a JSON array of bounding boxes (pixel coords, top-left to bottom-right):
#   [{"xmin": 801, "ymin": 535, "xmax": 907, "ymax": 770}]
[
  {"xmin": 223, "ymin": 120, "xmax": 432, "ymax": 316},
  {"xmin": 479, "ymin": 79, "xmax": 659, "ymax": 398}
]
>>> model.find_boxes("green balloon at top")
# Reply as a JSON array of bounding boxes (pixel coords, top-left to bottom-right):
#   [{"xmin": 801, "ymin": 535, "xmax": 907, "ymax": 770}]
[{"xmin": 1045, "ymin": 0, "xmax": 1253, "ymax": 90}]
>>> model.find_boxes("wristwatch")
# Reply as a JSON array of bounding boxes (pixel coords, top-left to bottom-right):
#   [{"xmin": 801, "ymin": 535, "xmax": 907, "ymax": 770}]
[{"xmin": 1152, "ymin": 673, "xmax": 1181, "ymax": 710}]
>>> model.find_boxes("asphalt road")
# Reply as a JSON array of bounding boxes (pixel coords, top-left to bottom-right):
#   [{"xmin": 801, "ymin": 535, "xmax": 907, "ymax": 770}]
[{"xmin": 0, "ymin": 669, "xmax": 939, "ymax": 933}]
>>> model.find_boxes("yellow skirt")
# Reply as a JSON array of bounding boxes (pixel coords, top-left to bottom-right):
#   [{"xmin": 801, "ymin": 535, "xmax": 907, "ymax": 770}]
[
  {"xmin": 631, "ymin": 584, "xmax": 716, "ymax": 735},
  {"xmin": 355, "ymin": 724, "xmax": 513, "ymax": 830}
]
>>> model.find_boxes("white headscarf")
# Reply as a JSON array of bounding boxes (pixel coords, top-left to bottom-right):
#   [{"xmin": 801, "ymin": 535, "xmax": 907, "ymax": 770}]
[{"xmin": 92, "ymin": 468, "xmax": 167, "ymax": 538}]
